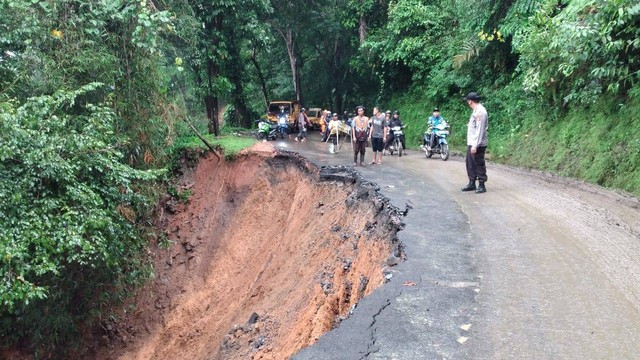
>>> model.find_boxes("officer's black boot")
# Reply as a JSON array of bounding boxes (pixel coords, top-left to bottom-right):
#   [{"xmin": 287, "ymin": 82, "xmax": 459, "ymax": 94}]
[
  {"xmin": 461, "ymin": 181, "xmax": 477, "ymax": 192},
  {"xmin": 475, "ymin": 181, "xmax": 487, "ymax": 194}
]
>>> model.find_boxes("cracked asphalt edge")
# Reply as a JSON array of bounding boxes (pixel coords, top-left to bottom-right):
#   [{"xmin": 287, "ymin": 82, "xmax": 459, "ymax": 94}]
[{"xmin": 290, "ymin": 147, "xmax": 475, "ymax": 360}]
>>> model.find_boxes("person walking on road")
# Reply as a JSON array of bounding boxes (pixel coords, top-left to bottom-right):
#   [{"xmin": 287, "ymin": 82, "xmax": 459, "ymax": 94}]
[
  {"xmin": 461, "ymin": 92, "xmax": 489, "ymax": 193},
  {"xmin": 368, "ymin": 106, "xmax": 387, "ymax": 164},
  {"xmin": 351, "ymin": 106, "xmax": 369, "ymax": 167},
  {"xmin": 326, "ymin": 113, "xmax": 341, "ymax": 153},
  {"xmin": 295, "ymin": 108, "xmax": 308, "ymax": 142}
]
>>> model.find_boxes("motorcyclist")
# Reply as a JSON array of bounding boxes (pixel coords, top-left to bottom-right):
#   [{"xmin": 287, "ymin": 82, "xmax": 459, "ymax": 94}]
[
  {"xmin": 383, "ymin": 111, "xmax": 392, "ymax": 152},
  {"xmin": 277, "ymin": 106, "xmax": 288, "ymax": 136},
  {"xmin": 346, "ymin": 113, "xmax": 354, "ymax": 127},
  {"xmin": 386, "ymin": 110, "xmax": 406, "ymax": 153},
  {"xmin": 425, "ymin": 107, "xmax": 446, "ymax": 149},
  {"xmin": 257, "ymin": 118, "xmax": 271, "ymax": 142}
]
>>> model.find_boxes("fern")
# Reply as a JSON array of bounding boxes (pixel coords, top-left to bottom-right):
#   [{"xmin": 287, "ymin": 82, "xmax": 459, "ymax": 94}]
[{"xmin": 453, "ymin": 38, "xmax": 482, "ymax": 69}]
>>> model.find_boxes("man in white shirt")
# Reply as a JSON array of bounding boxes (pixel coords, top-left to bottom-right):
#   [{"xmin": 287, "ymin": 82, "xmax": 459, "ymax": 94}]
[{"xmin": 461, "ymin": 92, "xmax": 489, "ymax": 194}]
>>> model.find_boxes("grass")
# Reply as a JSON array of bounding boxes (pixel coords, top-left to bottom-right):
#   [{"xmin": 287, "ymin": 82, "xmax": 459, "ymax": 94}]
[{"xmin": 172, "ymin": 134, "xmax": 257, "ymax": 161}]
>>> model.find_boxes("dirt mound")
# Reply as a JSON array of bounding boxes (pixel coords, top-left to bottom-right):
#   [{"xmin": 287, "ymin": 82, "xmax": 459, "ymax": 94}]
[{"xmin": 96, "ymin": 145, "xmax": 403, "ymax": 360}]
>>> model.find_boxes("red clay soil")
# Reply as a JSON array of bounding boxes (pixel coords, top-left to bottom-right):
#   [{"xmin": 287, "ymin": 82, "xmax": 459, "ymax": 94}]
[{"xmin": 94, "ymin": 143, "xmax": 402, "ymax": 360}]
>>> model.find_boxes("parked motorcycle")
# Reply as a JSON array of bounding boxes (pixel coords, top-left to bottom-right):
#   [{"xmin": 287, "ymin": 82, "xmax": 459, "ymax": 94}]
[
  {"xmin": 423, "ymin": 122, "xmax": 450, "ymax": 160},
  {"xmin": 255, "ymin": 119, "xmax": 277, "ymax": 141},
  {"xmin": 387, "ymin": 125, "xmax": 405, "ymax": 157},
  {"xmin": 277, "ymin": 113, "xmax": 290, "ymax": 139}
]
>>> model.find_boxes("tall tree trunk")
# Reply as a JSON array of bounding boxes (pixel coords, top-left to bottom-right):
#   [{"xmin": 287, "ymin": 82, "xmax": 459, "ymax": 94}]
[
  {"xmin": 330, "ymin": 38, "xmax": 340, "ymax": 112},
  {"xmin": 251, "ymin": 47, "xmax": 269, "ymax": 111},
  {"xmin": 359, "ymin": 15, "xmax": 367, "ymax": 44},
  {"xmin": 283, "ymin": 28, "xmax": 302, "ymax": 102},
  {"xmin": 205, "ymin": 57, "xmax": 220, "ymax": 136},
  {"xmin": 227, "ymin": 30, "xmax": 251, "ymax": 128},
  {"xmin": 233, "ymin": 80, "xmax": 251, "ymax": 128},
  {"xmin": 204, "ymin": 15, "xmax": 223, "ymax": 136},
  {"xmin": 217, "ymin": 98, "xmax": 226, "ymax": 127}
]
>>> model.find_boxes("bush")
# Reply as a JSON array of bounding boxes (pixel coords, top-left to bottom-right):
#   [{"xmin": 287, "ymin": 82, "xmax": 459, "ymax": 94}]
[{"xmin": 0, "ymin": 84, "xmax": 163, "ymax": 354}]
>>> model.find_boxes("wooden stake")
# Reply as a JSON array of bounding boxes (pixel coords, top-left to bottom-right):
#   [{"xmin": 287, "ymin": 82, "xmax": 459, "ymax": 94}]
[{"xmin": 183, "ymin": 118, "xmax": 222, "ymax": 161}]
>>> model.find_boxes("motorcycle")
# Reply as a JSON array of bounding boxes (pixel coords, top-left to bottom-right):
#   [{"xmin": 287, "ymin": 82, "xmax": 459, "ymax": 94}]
[
  {"xmin": 386, "ymin": 125, "xmax": 405, "ymax": 157},
  {"xmin": 255, "ymin": 119, "xmax": 277, "ymax": 141},
  {"xmin": 423, "ymin": 122, "xmax": 450, "ymax": 160},
  {"xmin": 277, "ymin": 113, "xmax": 290, "ymax": 139}
]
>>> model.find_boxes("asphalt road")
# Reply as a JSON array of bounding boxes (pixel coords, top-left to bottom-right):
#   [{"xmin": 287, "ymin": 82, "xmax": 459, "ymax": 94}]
[{"xmin": 279, "ymin": 133, "xmax": 640, "ymax": 360}]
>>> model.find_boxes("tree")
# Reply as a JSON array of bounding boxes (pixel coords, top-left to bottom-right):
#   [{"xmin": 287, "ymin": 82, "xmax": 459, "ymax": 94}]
[
  {"xmin": 269, "ymin": 0, "xmax": 307, "ymax": 102},
  {"xmin": 0, "ymin": 84, "xmax": 161, "ymax": 353},
  {"xmin": 515, "ymin": 0, "xmax": 640, "ymax": 104}
]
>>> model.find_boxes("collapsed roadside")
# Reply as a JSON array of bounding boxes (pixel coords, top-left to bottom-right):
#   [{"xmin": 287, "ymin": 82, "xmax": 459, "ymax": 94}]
[{"xmin": 91, "ymin": 143, "xmax": 405, "ymax": 360}]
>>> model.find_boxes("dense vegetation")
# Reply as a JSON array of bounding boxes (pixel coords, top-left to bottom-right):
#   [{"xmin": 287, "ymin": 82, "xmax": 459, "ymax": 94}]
[{"xmin": 1, "ymin": 0, "xmax": 639, "ymax": 356}]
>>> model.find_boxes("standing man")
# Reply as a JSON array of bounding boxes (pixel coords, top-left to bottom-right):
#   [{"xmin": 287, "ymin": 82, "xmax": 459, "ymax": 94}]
[
  {"xmin": 320, "ymin": 110, "xmax": 331, "ymax": 142},
  {"xmin": 461, "ymin": 92, "xmax": 489, "ymax": 193},
  {"xmin": 295, "ymin": 107, "xmax": 308, "ymax": 142},
  {"xmin": 351, "ymin": 106, "xmax": 369, "ymax": 166},
  {"xmin": 368, "ymin": 106, "xmax": 388, "ymax": 164}
]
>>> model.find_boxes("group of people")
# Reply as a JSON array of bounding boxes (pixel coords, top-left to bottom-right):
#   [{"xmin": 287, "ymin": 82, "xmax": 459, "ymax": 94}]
[
  {"xmin": 291, "ymin": 91, "xmax": 489, "ymax": 193},
  {"xmin": 317, "ymin": 106, "xmax": 407, "ymax": 165}
]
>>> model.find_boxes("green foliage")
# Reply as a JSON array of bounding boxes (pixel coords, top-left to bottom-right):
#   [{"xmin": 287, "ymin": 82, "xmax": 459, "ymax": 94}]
[
  {"xmin": 363, "ymin": 0, "xmax": 456, "ymax": 82},
  {"xmin": 490, "ymin": 92, "xmax": 640, "ymax": 194},
  {"xmin": 515, "ymin": 0, "xmax": 640, "ymax": 105},
  {"xmin": 0, "ymin": 0, "xmax": 181, "ymax": 167},
  {"xmin": 385, "ymin": 90, "xmax": 469, "ymax": 152},
  {"xmin": 0, "ymin": 84, "xmax": 162, "ymax": 352}
]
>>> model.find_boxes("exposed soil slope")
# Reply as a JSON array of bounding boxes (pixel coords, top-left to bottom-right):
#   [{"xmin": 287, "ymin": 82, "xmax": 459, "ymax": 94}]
[{"xmin": 99, "ymin": 143, "xmax": 403, "ymax": 360}]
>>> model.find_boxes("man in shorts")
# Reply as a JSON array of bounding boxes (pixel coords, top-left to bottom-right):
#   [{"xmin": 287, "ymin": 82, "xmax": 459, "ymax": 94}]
[{"xmin": 368, "ymin": 106, "xmax": 388, "ymax": 164}]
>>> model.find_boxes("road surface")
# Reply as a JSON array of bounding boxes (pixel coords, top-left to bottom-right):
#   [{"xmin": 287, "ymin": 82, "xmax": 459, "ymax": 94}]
[{"xmin": 280, "ymin": 133, "xmax": 640, "ymax": 360}]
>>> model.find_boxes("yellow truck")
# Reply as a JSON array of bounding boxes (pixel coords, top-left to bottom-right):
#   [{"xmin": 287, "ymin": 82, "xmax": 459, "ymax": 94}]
[
  {"xmin": 266, "ymin": 100, "xmax": 300, "ymax": 125},
  {"xmin": 306, "ymin": 108, "xmax": 323, "ymax": 130}
]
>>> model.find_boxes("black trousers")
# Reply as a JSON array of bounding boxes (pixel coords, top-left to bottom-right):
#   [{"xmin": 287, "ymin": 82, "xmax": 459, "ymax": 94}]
[{"xmin": 466, "ymin": 146, "xmax": 488, "ymax": 183}]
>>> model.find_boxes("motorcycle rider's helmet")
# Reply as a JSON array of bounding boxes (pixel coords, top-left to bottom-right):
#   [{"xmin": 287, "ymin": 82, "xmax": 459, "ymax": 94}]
[
  {"xmin": 393, "ymin": 110, "xmax": 400, "ymax": 115},
  {"xmin": 301, "ymin": 108, "xmax": 306, "ymax": 112},
  {"xmin": 433, "ymin": 107, "xmax": 440, "ymax": 112},
  {"xmin": 385, "ymin": 110, "xmax": 391, "ymax": 115}
]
